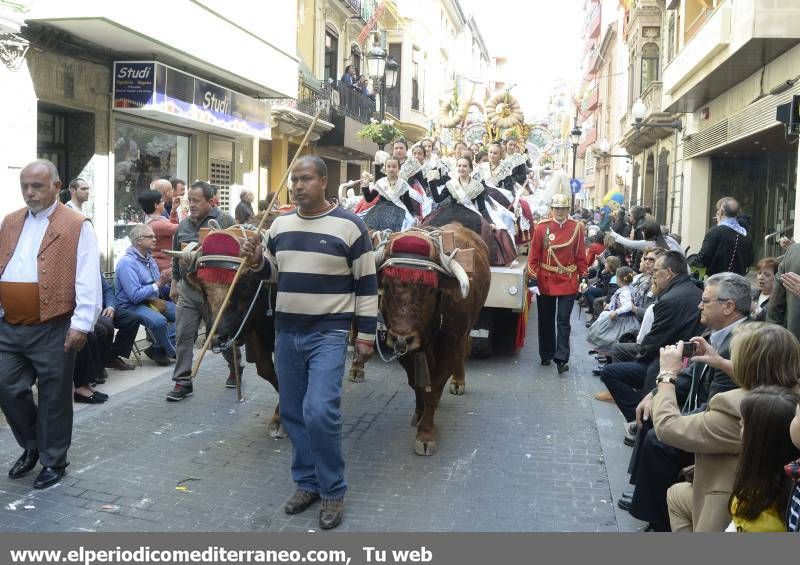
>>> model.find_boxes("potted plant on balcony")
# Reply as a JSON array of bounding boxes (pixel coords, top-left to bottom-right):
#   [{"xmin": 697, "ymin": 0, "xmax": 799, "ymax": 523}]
[{"xmin": 357, "ymin": 118, "xmax": 404, "ymax": 149}]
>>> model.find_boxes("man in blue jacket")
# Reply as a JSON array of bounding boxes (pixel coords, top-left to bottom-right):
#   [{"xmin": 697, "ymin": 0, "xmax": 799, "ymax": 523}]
[{"xmin": 114, "ymin": 224, "xmax": 175, "ymax": 366}]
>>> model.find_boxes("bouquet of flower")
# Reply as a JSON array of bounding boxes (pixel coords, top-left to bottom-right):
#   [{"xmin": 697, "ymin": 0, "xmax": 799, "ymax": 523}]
[{"xmin": 358, "ymin": 119, "xmax": 405, "ymax": 147}]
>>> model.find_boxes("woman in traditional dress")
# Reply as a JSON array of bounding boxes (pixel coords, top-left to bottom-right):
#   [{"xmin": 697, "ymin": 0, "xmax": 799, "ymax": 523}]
[
  {"xmin": 428, "ymin": 157, "xmax": 493, "ymax": 227},
  {"xmin": 425, "ymin": 157, "xmax": 518, "ymax": 266},
  {"xmin": 481, "ymin": 141, "xmax": 527, "ymax": 205},
  {"xmin": 362, "ymin": 157, "xmax": 419, "ymax": 232}
]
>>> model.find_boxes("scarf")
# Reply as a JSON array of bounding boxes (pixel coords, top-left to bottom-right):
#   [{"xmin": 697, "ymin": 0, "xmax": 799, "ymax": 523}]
[
  {"xmin": 398, "ymin": 157, "xmax": 423, "ymax": 182},
  {"xmin": 480, "ymin": 160, "xmax": 514, "ymax": 187},
  {"xmin": 374, "ymin": 176, "xmax": 411, "ymax": 201},
  {"xmin": 445, "ymin": 177, "xmax": 485, "ymax": 207},
  {"xmin": 373, "ymin": 177, "xmax": 416, "ymax": 229},
  {"xmin": 719, "ymin": 216, "xmax": 747, "ymax": 236}
]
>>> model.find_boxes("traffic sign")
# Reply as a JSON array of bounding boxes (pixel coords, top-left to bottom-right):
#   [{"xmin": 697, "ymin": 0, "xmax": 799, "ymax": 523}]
[{"xmin": 570, "ymin": 178, "xmax": 582, "ymax": 194}]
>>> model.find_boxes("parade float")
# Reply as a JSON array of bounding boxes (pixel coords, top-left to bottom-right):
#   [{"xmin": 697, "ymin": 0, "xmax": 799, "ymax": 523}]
[{"xmin": 431, "ymin": 85, "xmax": 555, "ymax": 356}]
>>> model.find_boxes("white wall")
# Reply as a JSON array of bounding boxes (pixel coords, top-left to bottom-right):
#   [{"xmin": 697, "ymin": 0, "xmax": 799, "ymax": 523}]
[
  {"xmin": 196, "ymin": 0, "xmax": 297, "ymax": 57},
  {"xmin": 26, "ymin": 0, "xmax": 298, "ymax": 98},
  {"xmin": 0, "ymin": 65, "xmax": 36, "ymax": 221}
]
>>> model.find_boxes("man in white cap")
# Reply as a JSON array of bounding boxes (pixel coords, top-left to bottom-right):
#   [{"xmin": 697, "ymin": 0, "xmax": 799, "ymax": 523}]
[{"xmin": 527, "ymin": 193, "xmax": 588, "ymax": 374}]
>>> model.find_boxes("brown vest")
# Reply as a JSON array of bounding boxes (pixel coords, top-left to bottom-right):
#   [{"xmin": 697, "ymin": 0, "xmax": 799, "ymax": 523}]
[{"xmin": 0, "ymin": 203, "xmax": 87, "ymax": 322}]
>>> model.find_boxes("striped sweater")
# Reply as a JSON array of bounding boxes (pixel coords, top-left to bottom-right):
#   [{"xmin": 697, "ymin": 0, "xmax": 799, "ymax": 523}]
[{"xmin": 258, "ymin": 203, "xmax": 378, "ymax": 344}]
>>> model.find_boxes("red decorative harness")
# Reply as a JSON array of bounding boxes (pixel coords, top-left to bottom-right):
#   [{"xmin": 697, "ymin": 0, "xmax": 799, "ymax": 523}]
[{"xmin": 381, "ymin": 234, "xmax": 439, "ymax": 288}]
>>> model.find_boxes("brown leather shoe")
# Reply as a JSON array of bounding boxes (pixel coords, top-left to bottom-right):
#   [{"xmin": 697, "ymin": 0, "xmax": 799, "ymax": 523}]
[
  {"xmin": 106, "ymin": 356, "xmax": 135, "ymax": 371},
  {"xmin": 284, "ymin": 489, "xmax": 320, "ymax": 514},
  {"xmin": 319, "ymin": 498, "xmax": 344, "ymax": 529}
]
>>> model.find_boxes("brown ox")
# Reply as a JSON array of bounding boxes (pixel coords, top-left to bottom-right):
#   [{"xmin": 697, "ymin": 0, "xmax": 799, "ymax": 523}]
[
  {"xmin": 378, "ymin": 223, "xmax": 490, "ymax": 455},
  {"xmin": 169, "ymin": 224, "xmax": 285, "ymax": 438}
]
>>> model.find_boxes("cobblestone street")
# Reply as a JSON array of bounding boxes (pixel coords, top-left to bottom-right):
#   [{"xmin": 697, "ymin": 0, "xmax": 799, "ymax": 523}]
[{"xmin": 0, "ymin": 316, "xmax": 641, "ymax": 532}]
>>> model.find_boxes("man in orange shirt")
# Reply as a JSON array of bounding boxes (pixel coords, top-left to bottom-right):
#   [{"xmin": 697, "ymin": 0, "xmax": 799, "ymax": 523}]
[{"xmin": 528, "ymin": 193, "xmax": 588, "ymax": 374}]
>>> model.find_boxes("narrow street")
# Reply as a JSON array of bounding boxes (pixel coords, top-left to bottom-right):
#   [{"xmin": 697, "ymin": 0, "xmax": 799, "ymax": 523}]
[{"xmin": 0, "ymin": 316, "xmax": 642, "ymax": 532}]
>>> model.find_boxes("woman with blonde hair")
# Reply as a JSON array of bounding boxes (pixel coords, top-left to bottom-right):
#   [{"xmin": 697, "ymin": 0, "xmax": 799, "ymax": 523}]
[{"xmin": 655, "ymin": 320, "xmax": 800, "ymax": 531}]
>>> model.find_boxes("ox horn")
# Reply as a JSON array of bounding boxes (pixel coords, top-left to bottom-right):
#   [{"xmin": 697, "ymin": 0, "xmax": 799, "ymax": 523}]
[
  {"xmin": 438, "ymin": 249, "xmax": 470, "ymax": 299},
  {"xmin": 448, "ymin": 257, "xmax": 470, "ymax": 299}
]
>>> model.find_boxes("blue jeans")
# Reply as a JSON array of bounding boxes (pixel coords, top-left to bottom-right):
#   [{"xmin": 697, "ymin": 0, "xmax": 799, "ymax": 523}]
[
  {"xmin": 116, "ymin": 302, "xmax": 177, "ymax": 358},
  {"xmin": 275, "ymin": 330, "xmax": 349, "ymax": 500}
]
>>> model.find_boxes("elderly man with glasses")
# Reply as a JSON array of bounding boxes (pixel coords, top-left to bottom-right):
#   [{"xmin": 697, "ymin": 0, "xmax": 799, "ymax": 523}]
[
  {"xmin": 598, "ymin": 251, "xmax": 704, "ymax": 429},
  {"xmin": 113, "ymin": 224, "xmax": 175, "ymax": 366}
]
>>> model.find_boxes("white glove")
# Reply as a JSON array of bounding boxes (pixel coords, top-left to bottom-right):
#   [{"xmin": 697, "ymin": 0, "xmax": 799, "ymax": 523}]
[{"xmin": 528, "ymin": 286, "xmax": 541, "ymax": 296}]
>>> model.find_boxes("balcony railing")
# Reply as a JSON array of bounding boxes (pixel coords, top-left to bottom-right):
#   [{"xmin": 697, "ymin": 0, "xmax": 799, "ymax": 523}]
[
  {"xmin": 582, "ymin": 85, "xmax": 599, "ymax": 114},
  {"xmin": 271, "ymin": 79, "xmax": 333, "ymax": 122},
  {"xmin": 577, "ymin": 125, "xmax": 598, "ymax": 158},
  {"xmin": 641, "ymin": 81, "xmax": 663, "ymax": 116},
  {"xmin": 332, "ymin": 80, "xmax": 376, "ymax": 122},
  {"xmin": 271, "ymin": 76, "xmax": 376, "ymax": 125},
  {"xmin": 341, "ymin": 0, "xmax": 377, "ymax": 22}
]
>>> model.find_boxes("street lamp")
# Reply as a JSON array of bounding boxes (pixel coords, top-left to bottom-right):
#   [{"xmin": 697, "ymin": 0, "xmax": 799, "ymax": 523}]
[
  {"xmin": 570, "ymin": 113, "xmax": 582, "ymax": 213},
  {"xmin": 596, "ymin": 138, "xmax": 631, "ymax": 160},
  {"xmin": 631, "ymin": 98, "xmax": 682, "ymax": 131},
  {"xmin": 367, "ymin": 44, "xmax": 398, "ymax": 121}
]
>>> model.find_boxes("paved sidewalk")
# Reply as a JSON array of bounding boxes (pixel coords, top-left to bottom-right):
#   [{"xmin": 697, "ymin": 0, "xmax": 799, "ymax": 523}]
[{"xmin": 0, "ymin": 312, "xmax": 639, "ymax": 532}]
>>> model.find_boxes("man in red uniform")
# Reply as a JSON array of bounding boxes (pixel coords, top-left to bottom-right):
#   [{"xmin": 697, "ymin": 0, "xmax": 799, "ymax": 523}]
[{"xmin": 527, "ymin": 193, "xmax": 588, "ymax": 373}]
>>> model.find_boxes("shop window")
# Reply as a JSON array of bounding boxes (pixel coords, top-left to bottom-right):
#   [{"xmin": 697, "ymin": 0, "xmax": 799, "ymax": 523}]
[
  {"xmin": 640, "ymin": 43, "xmax": 659, "ymax": 94},
  {"xmin": 113, "ymin": 122, "xmax": 189, "ymax": 263}
]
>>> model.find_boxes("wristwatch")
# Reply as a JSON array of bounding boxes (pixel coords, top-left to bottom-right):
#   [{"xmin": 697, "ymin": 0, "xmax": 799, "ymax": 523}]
[{"xmin": 656, "ymin": 373, "xmax": 677, "ymax": 385}]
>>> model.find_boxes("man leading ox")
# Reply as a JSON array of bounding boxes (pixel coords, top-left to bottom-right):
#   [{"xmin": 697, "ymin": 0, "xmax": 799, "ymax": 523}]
[{"xmin": 243, "ymin": 155, "xmax": 377, "ymax": 530}]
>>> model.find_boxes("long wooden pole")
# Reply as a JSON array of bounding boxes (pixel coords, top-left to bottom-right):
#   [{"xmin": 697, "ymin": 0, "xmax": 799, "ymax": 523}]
[{"xmin": 191, "ymin": 110, "xmax": 323, "ymax": 378}]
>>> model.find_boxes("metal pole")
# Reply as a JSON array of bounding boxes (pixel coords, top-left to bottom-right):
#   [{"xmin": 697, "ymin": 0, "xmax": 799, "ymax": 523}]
[
  {"xmin": 379, "ymin": 77, "xmax": 386, "ymax": 121},
  {"xmin": 571, "ymin": 108, "xmax": 579, "ymax": 214},
  {"xmin": 571, "ymin": 142, "xmax": 578, "ymax": 213}
]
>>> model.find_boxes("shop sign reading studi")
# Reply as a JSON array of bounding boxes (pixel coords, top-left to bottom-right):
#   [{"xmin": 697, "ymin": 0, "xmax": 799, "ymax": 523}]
[{"xmin": 113, "ymin": 61, "xmax": 270, "ymax": 139}]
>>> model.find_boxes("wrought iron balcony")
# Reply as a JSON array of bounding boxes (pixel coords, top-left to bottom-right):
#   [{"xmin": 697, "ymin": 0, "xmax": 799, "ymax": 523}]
[{"xmin": 331, "ymin": 80, "xmax": 376, "ymax": 123}]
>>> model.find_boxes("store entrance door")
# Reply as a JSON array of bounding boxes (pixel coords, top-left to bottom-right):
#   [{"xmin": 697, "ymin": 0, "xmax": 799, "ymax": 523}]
[
  {"xmin": 764, "ymin": 150, "xmax": 797, "ymax": 258},
  {"xmin": 210, "ymin": 138, "xmax": 234, "ymax": 214}
]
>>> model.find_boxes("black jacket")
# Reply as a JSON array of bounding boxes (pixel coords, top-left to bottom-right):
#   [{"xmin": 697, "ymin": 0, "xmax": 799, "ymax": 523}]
[
  {"xmin": 695, "ymin": 224, "xmax": 754, "ymax": 276},
  {"xmin": 637, "ymin": 273, "xmax": 704, "ymax": 363}
]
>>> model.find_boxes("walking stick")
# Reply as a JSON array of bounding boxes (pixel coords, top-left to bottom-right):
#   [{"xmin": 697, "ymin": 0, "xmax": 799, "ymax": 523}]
[{"xmin": 191, "ymin": 110, "xmax": 322, "ymax": 378}]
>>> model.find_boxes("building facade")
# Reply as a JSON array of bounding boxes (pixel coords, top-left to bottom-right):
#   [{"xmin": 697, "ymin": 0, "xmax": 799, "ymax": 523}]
[
  {"xmin": 661, "ymin": 0, "xmax": 800, "ymax": 257},
  {"xmin": 387, "ymin": 0, "xmax": 491, "ymax": 144},
  {"xmin": 1, "ymin": 0, "xmax": 297, "ymax": 266}
]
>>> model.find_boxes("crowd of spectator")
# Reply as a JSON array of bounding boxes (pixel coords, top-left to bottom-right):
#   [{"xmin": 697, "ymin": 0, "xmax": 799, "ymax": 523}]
[
  {"xmin": 574, "ymin": 195, "xmax": 800, "ymax": 532},
  {"xmin": 49, "ymin": 175, "xmax": 240, "ymax": 406}
]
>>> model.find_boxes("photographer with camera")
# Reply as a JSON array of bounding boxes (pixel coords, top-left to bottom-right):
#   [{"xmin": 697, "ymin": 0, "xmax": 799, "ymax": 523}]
[{"xmin": 618, "ymin": 272, "xmax": 750, "ymax": 531}]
